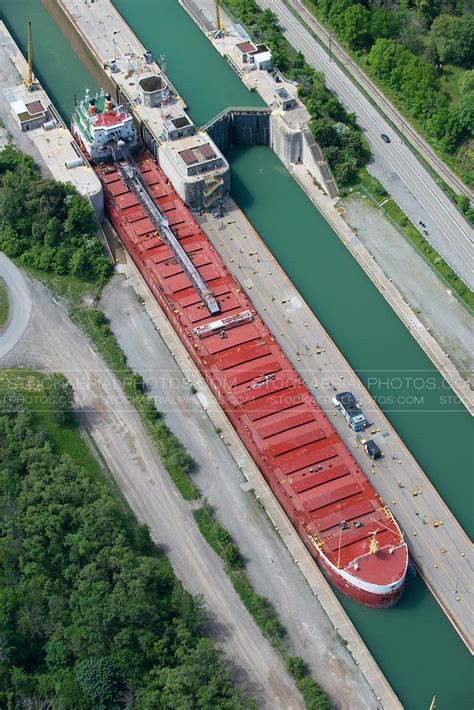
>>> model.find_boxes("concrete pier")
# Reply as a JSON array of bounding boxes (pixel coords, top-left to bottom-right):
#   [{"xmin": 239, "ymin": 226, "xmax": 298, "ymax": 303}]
[
  {"xmin": 46, "ymin": 0, "xmax": 473, "ymax": 653},
  {"xmin": 199, "ymin": 201, "xmax": 473, "ymax": 652},
  {"xmin": 120, "ymin": 247, "xmax": 403, "ymax": 710}
]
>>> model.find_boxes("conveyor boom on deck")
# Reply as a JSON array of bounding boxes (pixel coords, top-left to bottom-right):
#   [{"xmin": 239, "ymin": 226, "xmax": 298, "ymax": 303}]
[{"xmin": 116, "ymin": 161, "xmax": 220, "ymax": 315}]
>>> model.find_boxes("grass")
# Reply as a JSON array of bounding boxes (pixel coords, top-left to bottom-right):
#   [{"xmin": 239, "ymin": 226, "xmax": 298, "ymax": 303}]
[
  {"xmin": 193, "ymin": 502, "xmax": 332, "ymax": 709},
  {"xmin": 22, "ymin": 267, "xmax": 102, "ymax": 306},
  {"xmin": 382, "ymin": 198, "xmax": 474, "ymax": 310},
  {"xmin": 440, "ymin": 64, "xmax": 463, "ymax": 107},
  {"xmin": 354, "ymin": 168, "xmax": 388, "ymax": 203},
  {"xmin": 0, "ymin": 368, "xmax": 104, "ymax": 482},
  {"xmin": 71, "ymin": 307, "xmax": 199, "ymax": 500},
  {"xmin": 0, "ymin": 279, "xmax": 9, "ymax": 329},
  {"xmin": 351, "ymin": 170, "xmax": 474, "ymax": 311}
]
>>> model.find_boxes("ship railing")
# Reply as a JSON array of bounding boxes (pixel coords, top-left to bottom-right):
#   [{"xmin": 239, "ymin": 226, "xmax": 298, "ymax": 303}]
[{"xmin": 116, "ymin": 161, "xmax": 220, "ymax": 315}]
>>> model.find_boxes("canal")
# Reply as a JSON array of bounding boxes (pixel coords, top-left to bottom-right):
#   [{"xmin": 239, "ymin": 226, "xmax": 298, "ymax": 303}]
[{"xmin": 1, "ymin": 2, "xmax": 472, "ymax": 708}]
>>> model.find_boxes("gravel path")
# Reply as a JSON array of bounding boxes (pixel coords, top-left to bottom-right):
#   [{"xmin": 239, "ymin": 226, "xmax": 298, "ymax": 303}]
[{"xmin": 0, "ymin": 254, "xmax": 32, "ymax": 358}]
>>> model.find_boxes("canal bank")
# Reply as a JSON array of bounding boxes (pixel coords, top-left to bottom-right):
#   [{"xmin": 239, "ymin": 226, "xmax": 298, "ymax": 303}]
[{"xmin": 1, "ymin": 2, "xmax": 472, "ymax": 708}]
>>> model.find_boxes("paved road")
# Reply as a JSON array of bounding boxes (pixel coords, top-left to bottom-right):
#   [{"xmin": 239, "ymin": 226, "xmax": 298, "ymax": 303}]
[
  {"xmin": 255, "ymin": 0, "xmax": 474, "ymax": 290},
  {"xmin": 0, "ymin": 254, "xmax": 32, "ymax": 359},
  {"xmin": 0, "ymin": 271, "xmax": 302, "ymax": 709}
]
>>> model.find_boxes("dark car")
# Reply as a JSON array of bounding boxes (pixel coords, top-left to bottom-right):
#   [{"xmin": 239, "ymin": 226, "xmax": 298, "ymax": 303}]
[{"xmin": 381, "ymin": 133, "xmax": 391, "ymax": 143}]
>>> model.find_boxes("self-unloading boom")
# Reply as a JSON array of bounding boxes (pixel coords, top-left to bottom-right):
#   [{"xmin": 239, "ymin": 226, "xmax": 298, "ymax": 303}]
[{"xmin": 116, "ymin": 160, "xmax": 220, "ymax": 315}]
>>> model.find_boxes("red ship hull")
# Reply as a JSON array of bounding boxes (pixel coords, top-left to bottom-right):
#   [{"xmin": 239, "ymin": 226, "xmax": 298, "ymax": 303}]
[{"xmin": 95, "ymin": 151, "xmax": 408, "ymax": 608}]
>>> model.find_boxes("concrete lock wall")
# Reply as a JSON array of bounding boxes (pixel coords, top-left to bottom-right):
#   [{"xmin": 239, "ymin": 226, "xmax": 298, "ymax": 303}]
[
  {"xmin": 270, "ymin": 114, "xmax": 302, "ymax": 165},
  {"xmin": 206, "ymin": 114, "xmax": 231, "ymax": 153}
]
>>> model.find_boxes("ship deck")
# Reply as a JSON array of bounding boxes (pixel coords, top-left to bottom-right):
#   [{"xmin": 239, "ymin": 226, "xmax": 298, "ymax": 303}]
[{"xmin": 98, "ymin": 153, "xmax": 406, "ymax": 586}]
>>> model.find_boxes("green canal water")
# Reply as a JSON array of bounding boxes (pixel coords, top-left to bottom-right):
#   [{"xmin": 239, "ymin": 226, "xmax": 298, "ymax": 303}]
[{"xmin": 1, "ymin": 2, "xmax": 472, "ymax": 708}]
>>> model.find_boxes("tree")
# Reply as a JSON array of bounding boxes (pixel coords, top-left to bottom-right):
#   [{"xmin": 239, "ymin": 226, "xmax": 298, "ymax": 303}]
[
  {"xmin": 0, "ymin": 401, "xmax": 244, "ymax": 707},
  {"xmin": 0, "ymin": 146, "xmax": 112, "ymax": 287},
  {"xmin": 309, "ymin": 117, "xmax": 339, "ymax": 147},
  {"xmin": 459, "ymin": 70, "xmax": 474, "ymax": 95},
  {"xmin": 429, "ymin": 14, "xmax": 474, "ymax": 67},
  {"xmin": 458, "ymin": 91, "xmax": 474, "ymax": 133},
  {"xmin": 45, "ymin": 373, "xmax": 75, "ymax": 425},
  {"xmin": 330, "ymin": 2, "xmax": 371, "ymax": 51},
  {"xmin": 370, "ymin": 8, "xmax": 401, "ymax": 41},
  {"xmin": 74, "ymin": 657, "xmax": 122, "ymax": 708},
  {"xmin": 64, "ymin": 192, "xmax": 96, "ymax": 235}
]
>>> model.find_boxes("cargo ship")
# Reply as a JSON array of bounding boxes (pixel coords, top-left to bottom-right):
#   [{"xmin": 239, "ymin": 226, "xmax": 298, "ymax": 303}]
[{"xmin": 72, "ymin": 93, "xmax": 408, "ymax": 607}]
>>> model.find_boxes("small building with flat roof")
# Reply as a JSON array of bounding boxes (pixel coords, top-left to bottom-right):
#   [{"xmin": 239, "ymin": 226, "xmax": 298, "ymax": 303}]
[
  {"xmin": 236, "ymin": 40, "xmax": 257, "ymax": 62},
  {"xmin": 273, "ymin": 87, "xmax": 296, "ymax": 111},
  {"xmin": 162, "ymin": 114, "xmax": 195, "ymax": 141},
  {"xmin": 178, "ymin": 141, "xmax": 222, "ymax": 176},
  {"xmin": 11, "ymin": 97, "xmax": 47, "ymax": 131}
]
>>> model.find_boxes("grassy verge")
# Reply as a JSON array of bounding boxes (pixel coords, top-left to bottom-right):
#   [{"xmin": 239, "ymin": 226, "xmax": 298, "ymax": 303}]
[
  {"xmin": 351, "ymin": 170, "xmax": 474, "ymax": 312},
  {"xmin": 71, "ymin": 307, "xmax": 199, "ymax": 500},
  {"xmin": 0, "ymin": 278, "xmax": 9, "ymax": 328},
  {"xmin": 22, "ymin": 266, "xmax": 103, "ymax": 305},
  {"xmin": 194, "ymin": 501, "xmax": 332, "ymax": 710}
]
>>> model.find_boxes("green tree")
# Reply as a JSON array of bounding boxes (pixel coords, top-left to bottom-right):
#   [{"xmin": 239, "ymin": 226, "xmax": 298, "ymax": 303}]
[
  {"xmin": 370, "ymin": 8, "xmax": 401, "ymax": 41},
  {"xmin": 0, "ymin": 146, "xmax": 112, "ymax": 286},
  {"xmin": 459, "ymin": 70, "xmax": 474, "ymax": 95},
  {"xmin": 458, "ymin": 91, "xmax": 474, "ymax": 133},
  {"xmin": 64, "ymin": 192, "xmax": 96, "ymax": 235},
  {"xmin": 338, "ymin": 4, "xmax": 371, "ymax": 50},
  {"xmin": 45, "ymin": 373, "xmax": 75, "ymax": 425},
  {"xmin": 430, "ymin": 14, "xmax": 474, "ymax": 67},
  {"xmin": 309, "ymin": 117, "xmax": 339, "ymax": 147},
  {"xmin": 75, "ymin": 657, "xmax": 122, "ymax": 708}
]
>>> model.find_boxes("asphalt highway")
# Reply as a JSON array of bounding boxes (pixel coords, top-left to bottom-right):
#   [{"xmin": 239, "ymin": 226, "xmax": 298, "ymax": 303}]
[{"xmin": 257, "ymin": 0, "xmax": 474, "ymax": 290}]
